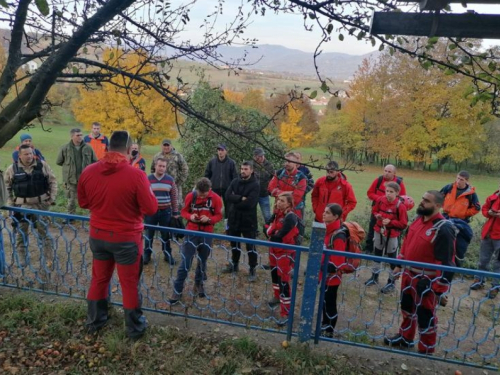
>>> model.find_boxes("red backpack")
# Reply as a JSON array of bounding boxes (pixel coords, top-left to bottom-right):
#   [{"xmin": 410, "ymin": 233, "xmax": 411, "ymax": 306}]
[{"xmin": 329, "ymin": 221, "xmax": 365, "ymax": 274}]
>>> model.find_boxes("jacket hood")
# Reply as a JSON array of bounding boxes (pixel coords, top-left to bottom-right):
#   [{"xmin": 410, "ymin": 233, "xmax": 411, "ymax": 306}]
[{"xmin": 98, "ymin": 152, "xmax": 130, "ymax": 175}]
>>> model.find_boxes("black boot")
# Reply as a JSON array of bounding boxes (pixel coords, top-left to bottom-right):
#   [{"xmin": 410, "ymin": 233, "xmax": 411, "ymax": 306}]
[
  {"xmin": 365, "ymin": 272, "xmax": 379, "ymax": 286},
  {"xmin": 222, "ymin": 262, "xmax": 239, "ymax": 274},
  {"xmin": 86, "ymin": 299, "xmax": 109, "ymax": 334},
  {"xmin": 163, "ymin": 251, "xmax": 176, "ymax": 266},
  {"xmin": 124, "ymin": 308, "xmax": 147, "ymax": 340}
]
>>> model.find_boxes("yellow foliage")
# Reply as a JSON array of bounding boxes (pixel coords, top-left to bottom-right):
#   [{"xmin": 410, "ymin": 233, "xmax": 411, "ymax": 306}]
[
  {"xmin": 72, "ymin": 48, "xmax": 178, "ymax": 145},
  {"xmin": 280, "ymin": 104, "xmax": 303, "ymax": 148},
  {"xmin": 223, "ymin": 89, "xmax": 244, "ymax": 104}
]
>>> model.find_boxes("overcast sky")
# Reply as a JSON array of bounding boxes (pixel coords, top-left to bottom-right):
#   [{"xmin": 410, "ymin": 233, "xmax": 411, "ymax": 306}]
[{"xmin": 174, "ymin": 0, "xmax": 500, "ymax": 55}]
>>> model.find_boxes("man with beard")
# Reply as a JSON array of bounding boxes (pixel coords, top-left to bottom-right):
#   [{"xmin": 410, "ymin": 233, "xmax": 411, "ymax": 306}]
[
  {"xmin": 221, "ymin": 162, "xmax": 260, "ymax": 281},
  {"xmin": 384, "ymin": 190, "xmax": 456, "ymax": 355},
  {"xmin": 311, "ymin": 160, "xmax": 357, "ymax": 223}
]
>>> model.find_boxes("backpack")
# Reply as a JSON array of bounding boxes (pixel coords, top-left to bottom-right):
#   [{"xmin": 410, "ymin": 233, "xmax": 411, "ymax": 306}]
[
  {"xmin": 376, "ymin": 175, "xmax": 403, "ymax": 192},
  {"xmin": 190, "ymin": 190, "xmax": 215, "ymax": 215},
  {"xmin": 330, "ymin": 221, "xmax": 365, "ymax": 274}
]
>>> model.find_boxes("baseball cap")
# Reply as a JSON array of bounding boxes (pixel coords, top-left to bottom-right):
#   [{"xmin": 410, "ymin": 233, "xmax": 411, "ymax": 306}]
[
  {"xmin": 253, "ymin": 148, "xmax": 265, "ymax": 156},
  {"xmin": 216, "ymin": 143, "xmax": 227, "ymax": 150},
  {"xmin": 162, "ymin": 139, "xmax": 172, "ymax": 146}
]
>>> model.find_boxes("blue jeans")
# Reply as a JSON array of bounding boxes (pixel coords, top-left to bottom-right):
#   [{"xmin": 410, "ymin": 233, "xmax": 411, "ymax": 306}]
[
  {"xmin": 144, "ymin": 209, "xmax": 172, "ymax": 255},
  {"xmin": 173, "ymin": 235, "xmax": 212, "ymax": 294},
  {"xmin": 258, "ymin": 196, "xmax": 271, "ymax": 223}
]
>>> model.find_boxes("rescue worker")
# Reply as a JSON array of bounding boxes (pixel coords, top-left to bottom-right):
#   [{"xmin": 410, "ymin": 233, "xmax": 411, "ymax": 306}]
[
  {"xmin": 320, "ymin": 203, "xmax": 348, "ymax": 337},
  {"xmin": 151, "ymin": 139, "xmax": 189, "ymax": 206},
  {"xmin": 130, "ymin": 143, "xmax": 146, "ymax": 172},
  {"xmin": 56, "ymin": 128, "xmax": 97, "ymax": 215},
  {"xmin": 440, "ymin": 170, "xmax": 480, "ymax": 266},
  {"xmin": 365, "ymin": 182, "xmax": 408, "ymax": 292},
  {"xmin": 384, "ymin": 190, "xmax": 456, "ymax": 355},
  {"xmin": 84, "ymin": 122, "xmax": 109, "ymax": 160},
  {"xmin": 268, "ymin": 152, "xmax": 307, "ymax": 219},
  {"xmin": 78, "ymin": 131, "xmax": 158, "ymax": 340},
  {"xmin": 204, "ymin": 143, "xmax": 238, "ymax": 221},
  {"xmin": 293, "ymin": 151, "xmax": 314, "ymax": 219},
  {"xmin": 4, "ymin": 144, "xmax": 57, "ymax": 268},
  {"xmin": 365, "ymin": 164, "xmax": 406, "ymax": 253},
  {"xmin": 252, "ymin": 147, "xmax": 275, "ymax": 223},
  {"xmin": 12, "ymin": 133, "xmax": 45, "ymax": 162},
  {"xmin": 267, "ymin": 192, "xmax": 300, "ymax": 326},
  {"xmin": 222, "ymin": 161, "xmax": 260, "ymax": 281},
  {"xmin": 144, "ymin": 157, "xmax": 179, "ymax": 266},
  {"xmin": 470, "ymin": 182, "xmax": 500, "ymax": 299},
  {"xmin": 169, "ymin": 177, "xmax": 223, "ymax": 304},
  {"xmin": 311, "ymin": 160, "xmax": 357, "ymax": 223}
]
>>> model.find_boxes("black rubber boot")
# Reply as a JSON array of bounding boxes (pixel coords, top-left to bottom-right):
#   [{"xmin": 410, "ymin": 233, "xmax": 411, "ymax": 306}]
[
  {"xmin": 86, "ymin": 299, "xmax": 109, "ymax": 334},
  {"xmin": 124, "ymin": 308, "xmax": 147, "ymax": 340},
  {"xmin": 364, "ymin": 272, "xmax": 379, "ymax": 286}
]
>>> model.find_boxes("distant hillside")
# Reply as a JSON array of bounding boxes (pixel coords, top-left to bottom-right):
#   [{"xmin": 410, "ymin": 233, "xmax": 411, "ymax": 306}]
[{"xmin": 216, "ymin": 44, "xmax": 378, "ymax": 80}]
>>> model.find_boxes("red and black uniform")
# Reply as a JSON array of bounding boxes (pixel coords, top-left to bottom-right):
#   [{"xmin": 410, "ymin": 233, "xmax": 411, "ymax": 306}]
[
  {"xmin": 320, "ymin": 220, "xmax": 348, "ymax": 334},
  {"xmin": 481, "ymin": 191, "xmax": 500, "ymax": 240},
  {"xmin": 311, "ymin": 174, "xmax": 357, "ymax": 222},
  {"xmin": 372, "ymin": 196, "xmax": 408, "ymax": 238},
  {"xmin": 365, "ymin": 175, "xmax": 406, "ymax": 252},
  {"xmin": 268, "ymin": 168, "xmax": 307, "ymax": 218},
  {"xmin": 397, "ymin": 213, "xmax": 456, "ymax": 354},
  {"xmin": 181, "ymin": 190, "xmax": 223, "ymax": 233},
  {"xmin": 78, "ymin": 152, "xmax": 157, "ymax": 338},
  {"xmin": 267, "ymin": 209, "xmax": 299, "ymax": 317}
]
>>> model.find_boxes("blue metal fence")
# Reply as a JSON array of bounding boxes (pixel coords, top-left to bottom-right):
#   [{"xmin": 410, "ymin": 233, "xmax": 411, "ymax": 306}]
[{"xmin": 0, "ymin": 206, "xmax": 498, "ymax": 371}]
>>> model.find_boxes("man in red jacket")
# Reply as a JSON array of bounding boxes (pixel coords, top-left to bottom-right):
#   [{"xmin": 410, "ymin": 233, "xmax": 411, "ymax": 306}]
[
  {"xmin": 169, "ymin": 177, "xmax": 223, "ymax": 304},
  {"xmin": 385, "ymin": 190, "xmax": 456, "ymax": 355},
  {"xmin": 78, "ymin": 131, "xmax": 158, "ymax": 340},
  {"xmin": 470, "ymin": 185, "xmax": 500, "ymax": 299},
  {"xmin": 268, "ymin": 152, "xmax": 307, "ymax": 219},
  {"xmin": 365, "ymin": 164, "xmax": 406, "ymax": 253},
  {"xmin": 311, "ymin": 161, "xmax": 357, "ymax": 222}
]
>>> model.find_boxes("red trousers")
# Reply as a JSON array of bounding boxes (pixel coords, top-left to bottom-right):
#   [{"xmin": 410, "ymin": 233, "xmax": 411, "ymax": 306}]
[
  {"xmin": 87, "ymin": 227, "xmax": 143, "ymax": 310},
  {"xmin": 399, "ymin": 271, "xmax": 439, "ymax": 354},
  {"xmin": 269, "ymin": 246, "xmax": 294, "ymax": 317}
]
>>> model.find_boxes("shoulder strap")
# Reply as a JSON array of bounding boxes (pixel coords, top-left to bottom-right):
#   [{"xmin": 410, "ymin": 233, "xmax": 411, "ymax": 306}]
[
  {"xmin": 329, "ymin": 226, "xmax": 347, "ymax": 248},
  {"xmin": 375, "ymin": 176, "xmax": 384, "ymax": 191},
  {"xmin": 190, "ymin": 190, "xmax": 197, "ymax": 212},
  {"xmin": 396, "ymin": 176, "xmax": 402, "ymax": 184}
]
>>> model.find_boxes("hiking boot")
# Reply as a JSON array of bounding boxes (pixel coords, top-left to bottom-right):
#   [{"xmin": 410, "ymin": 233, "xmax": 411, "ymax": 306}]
[
  {"xmin": 168, "ymin": 292, "xmax": 181, "ymax": 305},
  {"xmin": 221, "ymin": 263, "xmax": 239, "ymax": 274},
  {"xmin": 193, "ymin": 283, "xmax": 206, "ymax": 298},
  {"xmin": 380, "ymin": 282, "xmax": 395, "ymax": 294},
  {"xmin": 248, "ymin": 267, "xmax": 257, "ymax": 282},
  {"xmin": 365, "ymin": 273, "xmax": 379, "ymax": 286},
  {"xmin": 320, "ymin": 325, "xmax": 334, "ymax": 338},
  {"xmin": 487, "ymin": 287, "xmax": 499, "ymax": 299},
  {"xmin": 262, "ymin": 264, "xmax": 272, "ymax": 270},
  {"xmin": 470, "ymin": 278, "xmax": 485, "ymax": 291},
  {"xmin": 268, "ymin": 297, "xmax": 280, "ymax": 308},
  {"xmin": 143, "ymin": 252, "xmax": 152, "ymax": 265},
  {"xmin": 384, "ymin": 334, "xmax": 415, "ymax": 348},
  {"xmin": 164, "ymin": 251, "xmax": 176, "ymax": 266}
]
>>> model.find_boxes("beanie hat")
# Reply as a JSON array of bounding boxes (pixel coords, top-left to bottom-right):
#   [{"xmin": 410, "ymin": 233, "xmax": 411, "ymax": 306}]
[{"xmin": 20, "ymin": 134, "xmax": 32, "ymax": 142}]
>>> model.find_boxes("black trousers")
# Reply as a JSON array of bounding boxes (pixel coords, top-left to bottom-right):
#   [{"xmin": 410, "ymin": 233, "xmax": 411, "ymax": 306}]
[
  {"xmin": 228, "ymin": 228, "xmax": 258, "ymax": 268},
  {"xmin": 364, "ymin": 214, "xmax": 377, "ymax": 253},
  {"xmin": 322, "ymin": 285, "xmax": 340, "ymax": 332}
]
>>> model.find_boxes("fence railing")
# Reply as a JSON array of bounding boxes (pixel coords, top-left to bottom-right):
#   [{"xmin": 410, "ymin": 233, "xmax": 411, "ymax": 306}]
[{"xmin": 0, "ymin": 207, "xmax": 498, "ymax": 371}]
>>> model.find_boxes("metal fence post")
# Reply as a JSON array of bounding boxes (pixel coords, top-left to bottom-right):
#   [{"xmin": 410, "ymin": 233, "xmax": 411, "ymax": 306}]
[
  {"xmin": 298, "ymin": 221, "xmax": 326, "ymax": 342},
  {"xmin": 0, "ymin": 224, "xmax": 5, "ymax": 278}
]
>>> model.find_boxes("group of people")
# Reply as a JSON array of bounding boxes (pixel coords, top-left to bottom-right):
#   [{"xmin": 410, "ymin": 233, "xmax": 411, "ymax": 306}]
[{"xmin": 3, "ymin": 128, "xmax": 500, "ymax": 353}]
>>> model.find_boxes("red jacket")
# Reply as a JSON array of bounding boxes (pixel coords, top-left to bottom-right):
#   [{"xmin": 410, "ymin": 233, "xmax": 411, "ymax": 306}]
[
  {"xmin": 78, "ymin": 152, "xmax": 157, "ymax": 234},
  {"xmin": 321, "ymin": 220, "xmax": 347, "ymax": 286},
  {"xmin": 372, "ymin": 196, "xmax": 408, "ymax": 237},
  {"xmin": 481, "ymin": 191, "xmax": 500, "ymax": 240},
  {"xmin": 268, "ymin": 168, "xmax": 307, "ymax": 210},
  {"xmin": 399, "ymin": 213, "xmax": 455, "ymax": 294},
  {"xmin": 311, "ymin": 174, "xmax": 357, "ymax": 222},
  {"xmin": 367, "ymin": 176, "xmax": 407, "ymax": 202},
  {"xmin": 181, "ymin": 190, "xmax": 223, "ymax": 233},
  {"xmin": 267, "ymin": 209, "xmax": 299, "ymax": 246}
]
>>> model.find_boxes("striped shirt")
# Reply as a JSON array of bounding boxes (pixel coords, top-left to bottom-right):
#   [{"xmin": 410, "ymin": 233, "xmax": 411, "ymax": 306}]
[{"xmin": 147, "ymin": 173, "xmax": 178, "ymax": 213}]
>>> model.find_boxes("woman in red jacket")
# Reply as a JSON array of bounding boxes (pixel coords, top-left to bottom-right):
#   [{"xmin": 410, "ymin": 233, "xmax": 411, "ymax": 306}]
[
  {"xmin": 267, "ymin": 192, "xmax": 299, "ymax": 324},
  {"xmin": 365, "ymin": 182, "xmax": 408, "ymax": 293},
  {"xmin": 320, "ymin": 203, "xmax": 347, "ymax": 337}
]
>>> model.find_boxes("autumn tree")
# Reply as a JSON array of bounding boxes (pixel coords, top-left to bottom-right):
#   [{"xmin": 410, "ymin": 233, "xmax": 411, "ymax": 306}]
[
  {"xmin": 72, "ymin": 49, "xmax": 177, "ymax": 144},
  {"xmin": 279, "ymin": 104, "xmax": 304, "ymax": 148}
]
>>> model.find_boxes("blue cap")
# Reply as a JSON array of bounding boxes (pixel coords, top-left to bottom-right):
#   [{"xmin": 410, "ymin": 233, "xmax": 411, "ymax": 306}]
[
  {"xmin": 20, "ymin": 134, "xmax": 32, "ymax": 142},
  {"xmin": 217, "ymin": 143, "xmax": 227, "ymax": 151}
]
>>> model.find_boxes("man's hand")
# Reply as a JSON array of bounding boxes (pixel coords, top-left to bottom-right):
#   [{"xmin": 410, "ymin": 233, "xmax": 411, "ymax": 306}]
[
  {"xmin": 439, "ymin": 294, "xmax": 449, "ymax": 307},
  {"xmin": 199, "ymin": 215, "xmax": 210, "ymax": 223},
  {"xmin": 393, "ymin": 267, "xmax": 402, "ymax": 280}
]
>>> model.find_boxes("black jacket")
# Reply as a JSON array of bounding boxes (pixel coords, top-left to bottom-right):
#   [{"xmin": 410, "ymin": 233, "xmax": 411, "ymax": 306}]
[
  {"xmin": 225, "ymin": 174, "xmax": 259, "ymax": 231},
  {"xmin": 253, "ymin": 159, "xmax": 275, "ymax": 197},
  {"xmin": 204, "ymin": 156, "xmax": 238, "ymax": 192}
]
